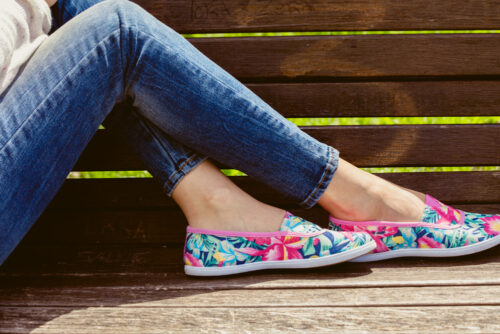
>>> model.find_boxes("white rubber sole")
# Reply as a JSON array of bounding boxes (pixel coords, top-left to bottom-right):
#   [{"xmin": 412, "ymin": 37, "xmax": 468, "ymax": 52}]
[
  {"xmin": 185, "ymin": 240, "xmax": 376, "ymax": 277},
  {"xmin": 350, "ymin": 234, "xmax": 500, "ymax": 262}
]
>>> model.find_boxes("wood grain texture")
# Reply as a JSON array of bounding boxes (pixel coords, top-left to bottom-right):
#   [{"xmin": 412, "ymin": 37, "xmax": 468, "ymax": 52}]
[
  {"xmin": 2, "ymin": 306, "xmax": 500, "ymax": 333},
  {"xmin": 187, "ymin": 34, "xmax": 500, "ymax": 80},
  {"xmin": 1, "ymin": 285, "xmax": 499, "ymax": 307},
  {"xmin": 2, "ymin": 243, "xmax": 499, "ymax": 274},
  {"xmin": 131, "ymin": 0, "xmax": 500, "ymax": 33},
  {"xmin": 75, "ymin": 124, "xmax": 500, "ymax": 170},
  {"xmin": 246, "ymin": 81, "xmax": 500, "ymax": 117},
  {"xmin": 2, "ymin": 252, "xmax": 500, "ymax": 288},
  {"xmin": 48, "ymin": 172, "xmax": 500, "ymax": 210}
]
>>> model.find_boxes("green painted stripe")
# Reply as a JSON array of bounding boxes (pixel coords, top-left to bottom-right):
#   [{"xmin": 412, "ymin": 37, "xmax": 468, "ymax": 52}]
[
  {"xmin": 362, "ymin": 166, "xmax": 500, "ymax": 173},
  {"xmin": 289, "ymin": 117, "xmax": 500, "ymax": 126},
  {"xmin": 67, "ymin": 171, "xmax": 153, "ymax": 179},
  {"xmin": 183, "ymin": 30, "xmax": 500, "ymax": 38},
  {"xmin": 100, "ymin": 117, "xmax": 500, "ymax": 129},
  {"xmin": 67, "ymin": 166, "xmax": 499, "ymax": 179}
]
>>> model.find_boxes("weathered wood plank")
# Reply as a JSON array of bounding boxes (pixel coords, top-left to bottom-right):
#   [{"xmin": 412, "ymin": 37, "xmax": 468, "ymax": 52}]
[
  {"xmin": 50, "ymin": 172, "xmax": 500, "ymax": 209},
  {"xmin": 75, "ymin": 125, "xmax": 500, "ymax": 170},
  {"xmin": 23, "ymin": 204, "xmax": 500, "ymax": 246},
  {"xmin": 47, "ymin": 171, "xmax": 500, "ymax": 210},
  {"xmin": 2, "ymin": 306, "xmax": 499, "ymax": 333},
  {"xmin": 1, "ymin": 286, "xmax": 499, "ymax": 307},
  {"xmin": 187, "ymin": 34, "xmax": 500, "ymax": 80},
  {"xmin": 3, "ymin": 256, "xmax": 500, "ymax": 288},
  {"xmin": 309, "ymin": 125, "xmax": 500, "ymax": 166},
  {"xmin": 247, "ymin": 81, "xmax": 500, "ymax": 117},
  {"xmin": 131, "ymin": 0, "xmax": 500, "ymax": 33},
  {"xmin": 1, "ymin": 244, "xmax": 499, "ymax": 274}
]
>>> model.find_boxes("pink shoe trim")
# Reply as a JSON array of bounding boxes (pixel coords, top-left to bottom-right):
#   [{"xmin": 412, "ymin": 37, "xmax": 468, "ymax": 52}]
[
  {"xmin": 425, "ymin": 194, "xmax": 466, "ymax": 225},
  {"xmin": 186, "ymin": 226, "xmax": 325, "ymax": 238},
  {"xmin": 458, "ymin": 209, "xmax": 466, "ymax": 225}
]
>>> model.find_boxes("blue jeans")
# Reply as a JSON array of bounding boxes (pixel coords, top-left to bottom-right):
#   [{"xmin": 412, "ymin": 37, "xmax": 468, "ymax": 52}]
[{"xmin": 0, "ymin": 0, "xmax": 339, "ymax": 266}]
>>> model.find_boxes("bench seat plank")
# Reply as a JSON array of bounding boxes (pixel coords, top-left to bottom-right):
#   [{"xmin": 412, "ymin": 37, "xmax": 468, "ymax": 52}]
[
  {"xmin": 0, "ymin": 285, "xmax": 498, "ymax": 307},
  {"xmin": 2, "ymin": 244, "xmax": 499, "ymax": 273},
  {"xmin": 2, "ymin": 305, "xmax": 499, "ymax": 333},
  {"xmin": 2, "ymin": 252, "xmax": 500, "ymax": 287}
]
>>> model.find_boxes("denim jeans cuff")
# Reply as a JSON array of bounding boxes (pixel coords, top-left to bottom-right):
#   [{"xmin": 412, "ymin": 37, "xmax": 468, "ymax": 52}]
[
  {"xmin": 298, "ymin": 145, "xmax": 339, "ymax": 209},
  {"xmin": 162, "ymin": 154, "xmax": 209, "ymax": 196}
]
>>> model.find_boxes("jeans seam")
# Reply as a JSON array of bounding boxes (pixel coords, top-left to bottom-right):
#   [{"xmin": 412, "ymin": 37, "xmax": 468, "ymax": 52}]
[
  {"xmin": 162, "ymin": 154, "xmax": 208, "ymax": 195},
  {"xmin": 299, "ymin": 146, "xmax": 336, "ymax": 208},
  {"xmin": 134, "ymin": 109, "xmax": 184, "ymax": 175}
]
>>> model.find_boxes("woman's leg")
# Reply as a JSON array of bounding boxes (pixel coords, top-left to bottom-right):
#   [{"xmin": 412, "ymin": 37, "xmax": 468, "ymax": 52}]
[
  {"xmin": 46, "ymin": 0, "xmax": 500, "ymax": 266},
  {"xmin": 0, "ymin": 0, "xmax": 335, "ymax": 266},
  {"xmin": 104, "ymin": 103, "xmax": 287, "ymax": 233},
  {"xmin": 43, "ymin": 0, "xmax": 337, "ymax": 208},
  {"xmin": 52, "ymin": 0, "xmax": 427, "ymax": 225},
  {"xmin": 0, "ymin": 0, "xmax": 419, "ymax": 267},
  {"xmin": 51, "ymin": 0, "xmax": 497, "ymax": 267},
  {"xmin": 46, "ymin": 0, "xmax": 286, "ymax": 233}
]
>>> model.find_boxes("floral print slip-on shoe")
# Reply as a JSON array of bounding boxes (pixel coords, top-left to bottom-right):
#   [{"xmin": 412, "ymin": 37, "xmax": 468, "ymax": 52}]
[
  {"xmin": 184, "ymin": 211, "xmax": 376, "ymax": 276},
  {"xmin": 329, "ymin": 193, "xmax": 500, "ymax": 262}
]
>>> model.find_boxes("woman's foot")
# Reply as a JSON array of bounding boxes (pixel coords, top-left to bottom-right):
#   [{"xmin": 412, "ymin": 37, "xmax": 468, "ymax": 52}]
[
  {"xmin": 329, "ymin": 193, "xmax": 500, "ymax": 262},
  {"xmin": 172, "ymin": 160, "xmax": 286, "ymax": 233},
  {"xmin": 318, "ymin": 158, "xmax": 427, "ymax": 223},
  {"xmin": 172, "ymin": 160, "xmax": 376, "ymax": 276},
  {"xmin": 184, "ymin": 212, "xmax": 376, "ymax": 276}
]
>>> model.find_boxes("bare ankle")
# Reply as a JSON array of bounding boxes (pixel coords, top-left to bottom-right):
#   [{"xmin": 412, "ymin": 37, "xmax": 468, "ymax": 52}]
[
  {"xmin": 172, "ymin": 160, "xmax": 285, "ymax": 232},
  {"xmin": 374, "ymin": 180, "xmax": 426, "ymax": 222},
  {"xmin": 186, "ymin": 187, "xmax": 285, "ymax": 232},
  {"xmin": 318, "ymin": 158, "xmax": 425, "ymax": 222},
  {"xmin": 323, "ymin": 186, "xmax": 384, "ymax": 222}
]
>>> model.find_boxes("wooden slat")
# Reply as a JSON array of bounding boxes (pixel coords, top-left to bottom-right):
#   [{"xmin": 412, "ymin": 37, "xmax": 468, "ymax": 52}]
[
  {"xmin": 1, "ymin": 286, "xmax": 499, "ymax": 307},
  {"xmin": 20, "ymin": 204, "xmax": 500, "ymax": 246},
  {"xmin": 2, "ymin": 243, "xmax": 499, "ymax": 274},
  {"xmin": 247, "ymin": 81, "xmax": 500, "ymax": 117},
  {"xmin": 2, "ymin": 306, "xmax": 500, "ymax": 333},
  {"xmin": 0, "ymin": 245, "xmax": 183, "ymax": 273},
  {"xmin": 186, "ymin": 34, "xmax": 500, "ymax": 80},
  {"xmin": 310, "ymin": 125, "xmax": 500, "ymax": 166},
  {"xmin": 50, "ymin": 172, "xmax": 500, "ymax": 210},
  {"xmin": 132, "ymin": 0, "xmax": 500, "ymax": 33},
  {"xmin": 75, "ymin": 125, "xmax": 500, "ymax": 170},
  {"xmin": 3, "ymin": 254, "xmax": 500, "ymax": 288}
]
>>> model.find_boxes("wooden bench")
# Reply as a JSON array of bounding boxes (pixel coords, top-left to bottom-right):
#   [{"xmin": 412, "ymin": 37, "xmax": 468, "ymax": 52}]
[{"xmin": 1, "ymin": 0, "xmax": 499, "ymax": 332}]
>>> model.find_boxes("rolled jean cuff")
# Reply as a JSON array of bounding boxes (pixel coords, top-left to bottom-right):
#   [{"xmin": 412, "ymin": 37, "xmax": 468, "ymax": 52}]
[
  {"xmin": 162, "ymin": 154, "xmax": 209, "ymax": 196},
  {"xmin": 298, "ymin": 145, "xmax": 339, "ymax": 209}
]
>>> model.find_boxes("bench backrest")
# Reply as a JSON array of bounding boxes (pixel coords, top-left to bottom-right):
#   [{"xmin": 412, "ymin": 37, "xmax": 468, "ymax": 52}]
[{"xmin": 4, "ymin": 0, "xmax": 499, "ymax": 272}]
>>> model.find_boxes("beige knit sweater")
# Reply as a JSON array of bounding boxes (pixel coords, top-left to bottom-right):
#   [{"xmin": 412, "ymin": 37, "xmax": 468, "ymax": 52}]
[{"xmin": 0, "ymin": 0, "xmax": 52, "ymax": 95}]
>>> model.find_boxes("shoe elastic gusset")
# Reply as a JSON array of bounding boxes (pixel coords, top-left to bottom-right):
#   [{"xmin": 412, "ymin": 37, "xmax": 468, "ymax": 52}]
[
  {"xmin": 183, "ymin": 212, "xmax": 376, "ymax": 276},
  {"xmin": 328, "ymin": 194, "xmax": 500, "ymax": 262}
]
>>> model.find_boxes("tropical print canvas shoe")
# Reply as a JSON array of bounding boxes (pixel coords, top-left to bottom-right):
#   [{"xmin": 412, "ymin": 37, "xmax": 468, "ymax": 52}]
[
  {"xmin": 329, "ymin": 194, "xmax": 500, "ymax": 262},
  {"xmin": 184, "ymin": 211, "xmax": 376, "ymax": 276}
]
